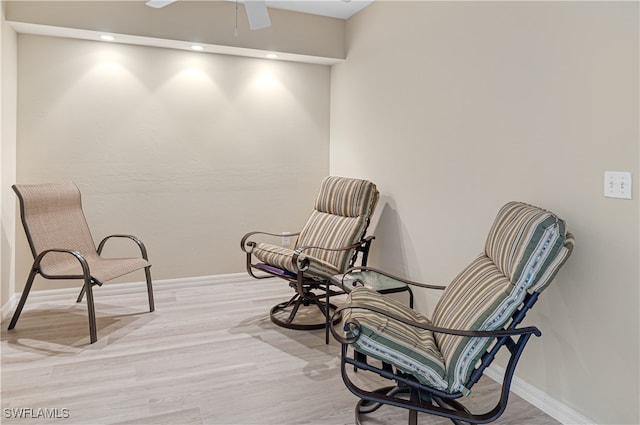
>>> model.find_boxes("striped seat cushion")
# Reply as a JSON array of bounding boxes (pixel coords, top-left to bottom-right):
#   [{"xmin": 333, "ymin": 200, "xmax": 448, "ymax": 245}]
[
  {"xmin": 254, "ymin": 177, "xmax": 379, "ymax": 277},
  {"xmin": 344, "ymin": 286, "xmax": 448, "ymax": 391},
  {"xmin": 252, "ymin": 243, "xmax": 341, "ymax": 277},
  {"xmin": 342, "ymin": 202, "xmax": 573, "ymax": 394}
]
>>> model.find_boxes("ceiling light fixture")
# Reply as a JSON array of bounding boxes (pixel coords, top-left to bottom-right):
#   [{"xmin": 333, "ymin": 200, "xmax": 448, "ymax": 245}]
[
  {"xmin": 145, "ymin": 0, "xmax": 177, "ymax": 8},
  {"xmin": 265, "ymin": 53, "xmax": 278, "ymax": 59},
  {"xmin": 100, "ymin": 35, "xmax": 115, "ymax": 41},
  {"xmin": 191, "ymin": 45, "xmax": 204, "ymax": 51}
]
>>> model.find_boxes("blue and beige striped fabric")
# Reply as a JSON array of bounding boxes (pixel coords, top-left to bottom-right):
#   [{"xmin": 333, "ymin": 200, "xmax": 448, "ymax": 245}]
[
  {"xmin": 253, "ymin": 176, "xmax": 379, "ymax": 277},
  {"xmin": 344, "ymin": 201, "xmax": 574, "ymax": 394},
  {"xmin": 345, "ymin": 286, "xmax": 449, "ymax": 390}
]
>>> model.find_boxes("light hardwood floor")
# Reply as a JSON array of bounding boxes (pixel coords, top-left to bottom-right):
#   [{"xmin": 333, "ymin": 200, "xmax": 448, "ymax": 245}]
[{"xmin": 1, "ymin": 275, "xmax": 560, "ymax": 425}]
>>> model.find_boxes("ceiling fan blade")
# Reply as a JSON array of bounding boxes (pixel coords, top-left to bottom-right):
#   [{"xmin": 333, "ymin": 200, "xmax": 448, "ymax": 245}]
[
  {"xmin": 145, "ymin": 0, "xmax": 177, "ymax": 8},
  {"xmin": 244, "ymin": 0, "xmax": 271, "ymax": 30}
]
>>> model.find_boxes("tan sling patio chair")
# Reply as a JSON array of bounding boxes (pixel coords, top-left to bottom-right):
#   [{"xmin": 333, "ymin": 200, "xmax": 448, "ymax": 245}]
[{"xmin": 8, "ymin": 182, "xmax": 155, "ymax": 344}]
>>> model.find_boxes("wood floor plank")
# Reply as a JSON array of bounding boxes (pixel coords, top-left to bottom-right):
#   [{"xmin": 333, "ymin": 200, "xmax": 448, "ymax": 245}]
[{"xmin": 2, "ymin": 277, "xmax": 560, "ymax": 424}]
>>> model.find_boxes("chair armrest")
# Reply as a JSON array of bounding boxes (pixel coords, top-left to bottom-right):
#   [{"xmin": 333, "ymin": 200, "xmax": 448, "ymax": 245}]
[
  {"xmin": 240, "ymin": 231, "xmax": 301, "ymax": 254},
  {"xmin": 97, "ymin": 234, "xmax": 149, "ymax": 260},
  {"xmin": 34, "ymin": 248, "xmax": 91, "ymax": 280},
  {"xmin": 340, "ymin": 266, "xmax": 446, "ymax": 291},
  {"xmin": 330, "ymin": 303, "xmax": 541, "ymax": 345},
  {"xmin": 362, "ymin": 235, "xmax": 375, "ymax": 242}
]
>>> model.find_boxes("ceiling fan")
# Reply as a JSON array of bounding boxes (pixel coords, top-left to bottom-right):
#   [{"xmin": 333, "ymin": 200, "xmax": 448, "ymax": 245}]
[{"xmin": 145, "ymin": 0, "xmax": 271, "ymax": 30}]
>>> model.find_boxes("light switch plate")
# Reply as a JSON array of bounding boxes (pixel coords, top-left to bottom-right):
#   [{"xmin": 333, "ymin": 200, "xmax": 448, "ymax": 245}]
[{"xmin": 604, "ymin": 171, "xmax": 632, "ymax": 199}]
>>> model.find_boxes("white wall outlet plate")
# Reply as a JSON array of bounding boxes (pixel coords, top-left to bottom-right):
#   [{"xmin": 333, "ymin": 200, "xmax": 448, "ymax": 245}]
[{"xmin": 604, "ymin": 171, "xmax": 632, "ymax": 199}]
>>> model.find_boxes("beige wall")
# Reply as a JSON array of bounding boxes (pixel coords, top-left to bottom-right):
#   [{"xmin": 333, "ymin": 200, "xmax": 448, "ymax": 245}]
[
  {"xmin": 15, "ymin": 34, "xmax": 330, "ymax": 289},
  {"xmin": 1, "ymin": 1, "xmax": 17, "ymax": 314},
  {"xmin": 330, "ymin": 2, "xmax": 639, "ymax": 424}
]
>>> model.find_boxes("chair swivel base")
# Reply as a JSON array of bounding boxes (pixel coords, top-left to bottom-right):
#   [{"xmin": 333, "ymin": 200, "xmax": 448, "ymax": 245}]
[
  {"xmin": 354, "ymin": 385, "xmax": 471, "ymax": 425},
  {"xmin": 269, "ymin": 293, "xmax": 342, "ymax": 331}
]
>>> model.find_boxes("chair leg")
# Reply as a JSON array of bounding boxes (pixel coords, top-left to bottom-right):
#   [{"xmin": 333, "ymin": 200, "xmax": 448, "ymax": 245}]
[
  {"xmin": 408, "ymin": 389, "xmax": 420, "ymax": 425},
  {"xmin": 76, "ymin": 286, "xmax": 86, "ymax": 303},
  {"xmin": 145, "ymin": 266, "xmax": 155, "ymax": 312},
  {"xmin": 314, "ymin": 292, "xmax": 340, "ymax": 345},
  {"xmin": 8, "ymin": 268, "xmax": 38, "ymax": 331},
  {"xmin": 78, "ymin": 268, "xmax": 154, "ymax": 312},
  {"xmin": 76, "ymin": 281, "xmax": 97, "ymax": 343},
  {"xmin": 325, "ymin": 282, "xmax": 330, "ymax": 344},
  {"xmin": 83, "ymin": 278, "xmax": 98, "ymax": 344}
]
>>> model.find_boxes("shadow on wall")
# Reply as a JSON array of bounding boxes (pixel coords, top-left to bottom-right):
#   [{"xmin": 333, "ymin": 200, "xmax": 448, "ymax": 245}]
[
  {"xmin": 367, "ymin": 197, "xmax": 415, "ymax": 278},
  {"xmin": 365, "ymin": 197, "xmax": 444, "ymax": 314}
]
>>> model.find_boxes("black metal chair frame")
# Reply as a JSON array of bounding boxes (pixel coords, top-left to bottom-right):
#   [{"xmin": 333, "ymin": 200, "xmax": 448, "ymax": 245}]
[
  {"xmin": 241, "ymin": 231, "xmax": 374, "ymax": 344},
  {"xmin": 330, "ymin": 267, "xmax": 544, "ymax": 425}
]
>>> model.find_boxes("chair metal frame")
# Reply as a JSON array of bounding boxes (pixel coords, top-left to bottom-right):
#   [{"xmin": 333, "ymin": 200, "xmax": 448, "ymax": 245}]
[
  {"xmin": 8, "ymin": 183, "xmax": 155, "ymax": 344},
  {"xmin": 241, "ymin": 231, "xmax": 374, "ymax": 344},
  {"xmin": 331, "ymin": 258, "xmax": 570, "ymax": 424}
]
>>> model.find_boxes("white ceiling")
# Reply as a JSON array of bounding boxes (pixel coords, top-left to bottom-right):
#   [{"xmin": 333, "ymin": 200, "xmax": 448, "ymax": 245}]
[{"xmin": 264, "ymin": 0, "xmax": 373, "ymax": 19}]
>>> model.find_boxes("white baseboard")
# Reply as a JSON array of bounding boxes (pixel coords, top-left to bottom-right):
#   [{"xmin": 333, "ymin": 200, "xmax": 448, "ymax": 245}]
[
  {"xmin": 1, "ymin": 293, "xmax": 18, "ymax": 322},
  {"xmin": 485, "ymin": 365, "xmax": 595, "ymax": 425}
]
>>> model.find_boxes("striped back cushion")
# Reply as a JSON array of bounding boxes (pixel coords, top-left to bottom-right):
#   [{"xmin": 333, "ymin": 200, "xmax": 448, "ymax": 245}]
[
  {"xmin": 432, "ymin": 202, "xmax": 573, "ymax": 392},
  {"xmin": 314, "ymin": 176, "xmax": 379, "ymax": 217},
  {"xmin": 484, "ymin": 202, "xmax": 573, "ymax": 293},
  {"xmin": 296, "ymin": 177, "xmax": 379, "ymax": 272}
]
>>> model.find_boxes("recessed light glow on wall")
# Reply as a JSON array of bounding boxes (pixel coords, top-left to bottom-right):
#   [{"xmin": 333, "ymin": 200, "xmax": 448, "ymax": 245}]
[
  {"xmin": 254, "ymin": 71, "xmax": 279, "ymax": 89},
  {"xmin": 265, "ymin": 53, "xmax": 278, "ymax": 59},
  {"xmin": 191, "ymin": 45, "xmax": 204, "ymax": 51},
  {"xmin": 100, "ymin": 35, "xmax": 115, "ymax": 41}
]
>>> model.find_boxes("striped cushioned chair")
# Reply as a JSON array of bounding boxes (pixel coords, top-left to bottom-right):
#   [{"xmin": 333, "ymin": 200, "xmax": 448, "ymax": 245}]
[
  {"xmin": 331, "ymin": 201, "xmax": 574, "ymax": 424},
  {"xmin": 241, "ymin": 176, "xmax": 379, "ymax": 343}
]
